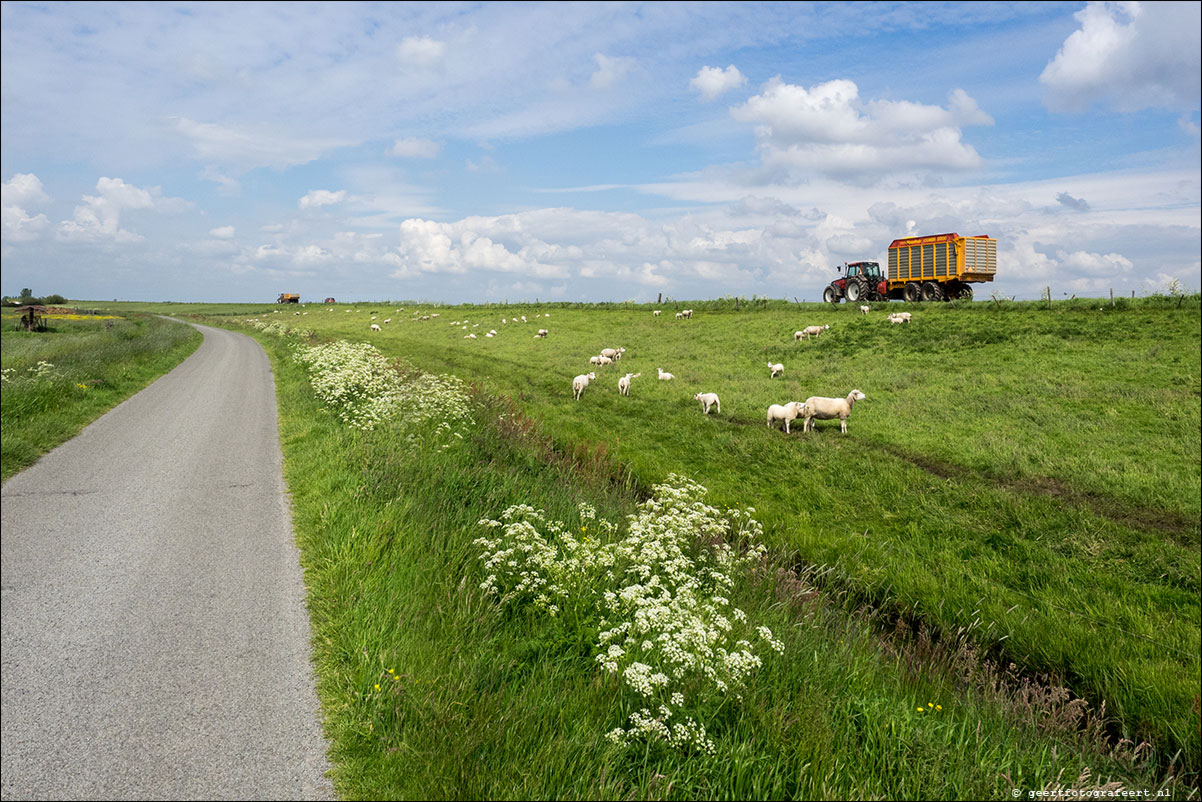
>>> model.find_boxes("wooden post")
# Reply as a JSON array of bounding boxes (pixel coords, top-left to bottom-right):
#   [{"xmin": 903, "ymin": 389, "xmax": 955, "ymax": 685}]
[
  {"xmin": 1110, "ymin": 288, "xmax": 1115, "ymax": 307},
  {"xmin": 657, "ymin": 292, "xmax": 662, "ymax": 304},
  {"xmin": 1046, "ymin": 286, "xmax": 1052, "ymax": 310},
  {"xmin": 1131, "ymin": 290, "xmax": 1135, "ymax": 299}
]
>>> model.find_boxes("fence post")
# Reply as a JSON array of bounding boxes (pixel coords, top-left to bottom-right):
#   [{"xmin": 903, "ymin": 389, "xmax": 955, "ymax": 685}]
[
  {"xmin": 1046, "ymin": 286, "xmax": 1052, "ymax": 310},
  {"xmin": 1110, "ymin": 288, "xmax": 1115, "ymax": 308}
]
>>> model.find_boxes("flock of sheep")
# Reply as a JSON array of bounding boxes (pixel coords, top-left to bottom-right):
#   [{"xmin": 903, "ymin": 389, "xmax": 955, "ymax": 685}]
[{"xmin": 566, "ymin": 309, "xmax": 891, "ymax": 435}]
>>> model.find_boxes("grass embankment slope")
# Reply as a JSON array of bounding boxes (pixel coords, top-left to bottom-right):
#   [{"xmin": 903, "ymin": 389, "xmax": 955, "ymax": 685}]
[
  {"xmin": 1, "ymin": 311, "xmax": 201, "ymax": 481},
  {"xmin": 206, "ymin": 296, "xmax": 1197, "ymax": 798}
]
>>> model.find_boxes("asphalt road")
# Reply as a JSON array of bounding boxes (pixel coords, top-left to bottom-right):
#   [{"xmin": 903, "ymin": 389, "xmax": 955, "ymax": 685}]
[{"xmin": 1, "ymin": 321, "xmax": 334, "ymax": 800}]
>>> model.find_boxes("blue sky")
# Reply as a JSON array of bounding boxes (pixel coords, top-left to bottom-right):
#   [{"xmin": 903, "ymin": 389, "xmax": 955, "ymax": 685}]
[{"xmin": 2, "ymin": 1, "xmax": 1199, "ymax": 303}]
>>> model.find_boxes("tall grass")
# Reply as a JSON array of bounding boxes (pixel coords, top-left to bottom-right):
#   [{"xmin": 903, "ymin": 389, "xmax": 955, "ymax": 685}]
[
  {"xmin": 242, "ymin": 319, "xmax": 1190, "ymax": 799},
  {"xmin": 226, "ymin": 297, "xmax": 1200, "ymax": 773},
  {"xmin": 1, "ymin": 313, "xmax": 201, "ymax": 480}
]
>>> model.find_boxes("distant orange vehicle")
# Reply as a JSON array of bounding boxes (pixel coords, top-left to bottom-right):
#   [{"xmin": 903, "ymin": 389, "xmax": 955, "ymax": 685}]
[
  {"xmin": 823, "ymin": 233, "xmax": 997, "ymax": 304},
  {"xmin": 277, "ymin": 293, "xmax": 300, "ymax": 303}
]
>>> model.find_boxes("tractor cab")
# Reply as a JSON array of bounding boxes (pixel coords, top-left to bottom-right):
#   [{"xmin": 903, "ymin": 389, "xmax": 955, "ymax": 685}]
[{"xmin": 825, "ymin": 261, "xmax": 886, "ymax": 304}]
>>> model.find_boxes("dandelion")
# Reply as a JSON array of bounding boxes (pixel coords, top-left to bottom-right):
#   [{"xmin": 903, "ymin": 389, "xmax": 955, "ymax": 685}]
[{"xmin": 374, "ymin": 684, "xmax": 381, "ymax": 691}]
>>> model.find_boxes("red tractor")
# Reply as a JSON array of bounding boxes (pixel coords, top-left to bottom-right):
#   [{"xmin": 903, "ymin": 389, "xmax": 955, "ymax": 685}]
[{"xmin": 823, "ymin": 261, "xmax": 886, "ymax": 304}]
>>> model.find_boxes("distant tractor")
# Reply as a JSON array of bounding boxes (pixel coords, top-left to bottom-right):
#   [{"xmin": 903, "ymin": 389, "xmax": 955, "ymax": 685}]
[
  {"xmin": 824, "ymin": 233, "xmax": 997, "ymax": 303},
  {"xmin": 277, "ymin": 293, "xmax": 300, "ymax": 304},
  {"xmin": 324, "ymin": 297, "xmax": 336, "ymax": 304}
]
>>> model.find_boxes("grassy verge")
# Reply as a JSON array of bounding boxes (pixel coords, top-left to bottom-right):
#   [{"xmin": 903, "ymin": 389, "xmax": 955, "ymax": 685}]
[
  {"xmin": 1, "ymin": 312, "xmax": 202, "ymax": 481},
  {"xmin": 219, "ymin": 297, "xmax": 1200, "ymax": 772},
  {"xmin": 245, "ymin": 320, "xmax": 1190, "ymax": 799}
]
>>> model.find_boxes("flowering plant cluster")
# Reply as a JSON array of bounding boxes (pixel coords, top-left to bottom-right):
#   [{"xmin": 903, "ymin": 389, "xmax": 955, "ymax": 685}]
[
  {"xmin": 245, "ymin": 318, "xmax": 312, "ymax": 339},
  {"xmin": 2, "ymin": 361, "xmax": 56, "ymax": 383},
  {"xmin": 476, "ymin": 475, "xmax": 782, "ymax": 753}
]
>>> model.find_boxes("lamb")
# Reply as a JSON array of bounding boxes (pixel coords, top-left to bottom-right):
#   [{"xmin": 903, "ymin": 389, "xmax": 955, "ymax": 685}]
[
  {"xmin": 802, "ymin": 324, "xmax": 830, "ymax": 339},
  {"xmin": 572, "ymin": 372, "xmax": 596, "ymax": 400},
  {"xmin": 618, "ymin": 372, "xmax": 641, "ymax": 396},
  {"xmin": 768, "ymin": 362, "xmax": 784, "ymax": 379},
  {"xmin": 793, "ymin": 330, "xmax": 806, "ymax": 341},
  {"xmin": 653, "ymin": 310, "xmax": 661, "ymax": 317},
  {"xmin": 589, "ymin": 355, "xmax": 613, "ymax": 366},
  {"xmin": 370, "ymin": 323, "xmax": 381, "ymax": 331},
  {"xmin": 694, "ymin": 392, "xmax": 720, "ymax": 414},
  {"xmin": 766, "ymin": 402, "xmax": 806, "ymax": 434},
  {"xmin": 600, "ymin": 347, "xmax": 625, "ymax": 360},
  {"xmin": 802, "ymin": 389, "xmax": 867, "ymax": 434},
  {"xmin": 535, "ymin": 329, "xmax": 548, "ymax": 338},
  {"xmin": 682, "ymin": 309, "xmax": 694, "ymax": 319},
  {"xmin": 675, "ymin": 312, "xmax": 684, "ymax": 320},
  {"xmin": 888, "ymin": 311, "xmax": 912, "ymax": 324},
  {"xmin": 860, "ymin": 305, "xmax": 870, "ymax": 315},
  {"xmin": 383, "ymin": 318, "xmax": 392, "ymax": 324},
  {"xmin": 657, "ymin": 368, "xmax": 674, "ymax": 381},
  {"xmin": 888, "ymin": 314, "xmax": 906, "ymax": 325}
]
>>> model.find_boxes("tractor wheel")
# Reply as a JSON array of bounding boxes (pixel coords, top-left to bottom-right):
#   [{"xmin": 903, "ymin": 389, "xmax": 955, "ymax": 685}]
[
  {"xmin": 921, "ymin": 281, "xmax": 945, "ymax": 302},
  {"xmin": 823, "ymin": 285, "xmax": 839, "ymax": 304},
  {"xmin": 904, "ymin": 282, "xmax": 922, "ymax": 303},
  {"xmin": 955, "ymin": 284, "xmax": 974, "ymax": 301},
  {"xmin": 845, "ymin": 277, "xmax": 865, "ymax": 302}
]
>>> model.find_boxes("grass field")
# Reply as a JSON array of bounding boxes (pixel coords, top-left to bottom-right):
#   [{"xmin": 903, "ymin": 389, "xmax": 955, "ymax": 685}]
[
  {"xmin": 0, "ymin": 311, "xmax": 201, "ymax": 480},
  {"xmin": 159, "ymin": 294, "xmax": 1195, "ymax": 798}
]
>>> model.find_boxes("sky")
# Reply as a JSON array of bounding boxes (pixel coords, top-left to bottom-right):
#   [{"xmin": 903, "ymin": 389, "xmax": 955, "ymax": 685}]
[{"xmin": 1, "ymin": 1, "xmax": 1199, "ymax": 304}]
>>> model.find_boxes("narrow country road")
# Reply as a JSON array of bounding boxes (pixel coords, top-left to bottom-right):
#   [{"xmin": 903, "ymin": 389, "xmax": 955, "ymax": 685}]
[{"xmin": 1, "ymin": 321, "xmax": 334, "ymax": 800}]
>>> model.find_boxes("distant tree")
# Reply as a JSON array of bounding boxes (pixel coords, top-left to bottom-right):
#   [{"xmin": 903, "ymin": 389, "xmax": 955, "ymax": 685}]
[
  {"xmin": 43, "ymin": 294, "xmax": 67, "ymax": 305},
  {"xmin": 18, "ymin": 288, "xmax": 34, "ymax": 303}
]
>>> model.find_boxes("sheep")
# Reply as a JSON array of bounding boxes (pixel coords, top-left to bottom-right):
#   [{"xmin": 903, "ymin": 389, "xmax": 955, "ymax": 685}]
[
  {"xmin": 802, "ymin": 324, "xmax": 830, "ymax": 339},
  {"xmin": 600, "ymin": 347, "xmax": 625, "ymax": 360},
  {"xmin": 653, "ymin": 310, "xmax": 661, "ymax": 316},
  {"xmin": 802, "ymin": 389, "xmax": 867, "ymax": 434},
  {"xmin": 860, "ymin": 305, "xmax": 870, "ymax": 315},
  {"xmin": 888, "ymin": 311, "xmax": 912, "ymax": 324},
  {"xmin": 370, "ymin": 323, "xmax": 381, "ymax": 332},
  {"xmin": 694, "ymin": 392, "xmax": 720, "ymax": 414},
  {"xmin": 521, "ymin": 315, "xmax": 527, "ymax": 322},
  {"xmin": 888, "ymin": 314, "xmax": 906, "ymax": 325},
  {"xmin": 768, "ymin": 362, "xmax": 784, "ymax": 379},
  {"xmin": 572, "ymin": 372, "xmax": 596, "ymax": 400},
  {"xmin": 766, "ymin": 402, "xmax": 806, "ymax": 434},
  {"xmin": 536, "ymin": 329, "xmax": 548, "ymax": 338},
  {"xmin": 383, "ymin": 318, "xmax": 392, "ymax": 324},
  {"xmin": 683, "ymin": 309, "xmax": 694, "ymax": 319},
  {"xmin": 618, "ymin": 372, "xmax": 641, "ymax": 396},
  {"xmin": 675, "ymin": 312, "xmax": 684, "ymax": 320},
  {"xmin": 793, "ymin": 330, "xmax": 805, "ymax": 341},
  {"xmin": 590, "ymin": 355, "xmax": 613, "ymax": 367},
  {"xmin": 657, "ymin": 368, "xmax": 674, "ymax": 381}
]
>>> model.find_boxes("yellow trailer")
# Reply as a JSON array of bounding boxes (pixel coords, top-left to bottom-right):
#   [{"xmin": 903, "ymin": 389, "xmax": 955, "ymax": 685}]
[{"xmin": 886, "ymin": 233, "xmax": 997, "ymax": 301}]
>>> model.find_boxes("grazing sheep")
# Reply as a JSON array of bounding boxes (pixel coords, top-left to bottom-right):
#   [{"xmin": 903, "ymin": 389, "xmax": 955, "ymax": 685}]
[
  {"xmin": 618, "ymin": 372, "xmax": 641, "ymax": 396},
  {"xmin": 889, "ymin": 314, "xmax": 905, "ymax": 325},
  {"xmin": 859, "ymin": 305, "xmax": 870, "ymax": 315},
  {"xmin": 657, "ymin": 368, "xmax": 674, "ymax": 381},
  {"xmin": 675, "ymin": 312, "xmax": 684, "ymax": 320},
  {"xmin": 793, "ymin": 330, "xmax": 806, "ymax": 341},
  {"xmin": 572, "ymin": 372, "xmax": 596, "ymax": 400},
  {"xmin": 802, "ymin": 324, "xmax": 830, "ymax": 339},
  {"xmin": 768, "ymin": 362, "xmax": 784, "ymax": 379},
  {"xmin": 888, "ymin": 311, "xmax": 912, "ymax": 324},
  {"xmin": 590, "ymin": 355, "xmax": 613, "ymax": 366},
  {"xmin": 521, "ymin": 315, "xmax": 527, "ymax": 322},
  {"xmin": 683, "ymin": 309, "xmax": 694, "ymax": 319},
  {"xmin": 370, "ymin": 323, "xmax": 381, "ymax": 332},
  {"xmin": 600, "ymin": 348, "xmax": 619, "ymax": 359},
  {"xmin": 694, "ymin": 392, "xmax": 721, "ymax": 414},
  {"xmin": 653, "ymin": 310, "xmax": 661, "ymax": 316},
  {"xmin": 802, "ymin": 389, "xmax": 867, "ymax": 434},
  {"xmin": 536, "ymin": 329, "xmax": 548, "ymax": 337},
  {"xmin": 766, "ymin": 401, "xmax": 806, "ymax": 434}
]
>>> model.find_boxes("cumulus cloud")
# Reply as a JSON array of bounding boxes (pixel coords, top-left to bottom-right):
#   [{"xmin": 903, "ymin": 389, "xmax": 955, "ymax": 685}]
[
  {"xmin": 57, "ymin": 177, "xmax": 185, "ymax": 243},
  {"xmin": 396, "ymin": 35, "xmax": 446, "ymax": 67},
  {"xmin": 1056, "ymin": 249, "xmax": 1134, "ymax": 276},
  {"xmin": 2, "ymin": 173, "xmax": 52, "ymax": 243},
  {"xmin": 730, "ymin": 78, "xmax": 993, "ymax": 181},
  {"xmin": 1056, "ymin": 192, "xmax": 1090, "ymax": 211},
  {"xmin": 298, "ymin": 190, "xmax": 348, "ymax": 209},
  {"xmin": 209, "ymin": 225, "xmax": 236, "ymax": 238},
  {"xmin": 589, "ymin": 53, "xmax": 635, "ymax": 89},
  {"xmin": 690, "ymin": 65, "xmax": 747, "ymax": 101},
  {"xmin": 389, "ymin": 137, "xmax": 442, "ymax": 159},
  {"xmin": 1041, "ymin": 1, "xmax": 1201, "ymax": 112}
]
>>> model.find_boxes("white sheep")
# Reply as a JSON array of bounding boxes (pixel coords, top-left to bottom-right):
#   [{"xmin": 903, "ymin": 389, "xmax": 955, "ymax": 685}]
[
  {"xmin": 859, "ymin": 305, "xmax": 870, "ymax": 315},
  {"xmin": 675, "ymin": 312, "xmax": 684, "ymax": 320},
  {"xmin": 536, "ymin": 329, "xmax": 548, "ymax": 338},
  {"xmin": 657, "ymin": 368, "xmax": 674, "ymax": 381},
  {"xmin": 572, "ymin": 372, "xmax": 596, "ymax": 400},
  {"xmin": 653, "ymin": 310, "xmax": 661, "ymax": 317},
  {"xmin": 888, "ymin": 314, "xmax": 906, "ymax": 325},
  {"xmin": 888, "ymin": 311, "xmax": 912, "ymax": 324},
  {"xmin": 768, "ymin": 362, "xmax": 784, "ymax": 379},
  {"xmin": 766, "ymin": 401, "xmax": 806, "ymax": 434},
  {"xmin": 683, "ymin": 309, "xmax": 694, "ymax": 318},
  {"xmin": 600, "ymin": 347, "xmax": 625, "ymax": 360},
  {"xmin": 521, "ymin": 315, "xmax": 527, "ymax": 322},
  {"xmin": 802, "ymin": 389, "xmax": 867, "ymax": 434},
  {"xmin": 793, "ymin": 330, "xmax": 805, "ymax": 341},
  {"xmin": 802, "ymin": 324, "xmax": 830, "ymax": 339},
  {"xmin": 589, "ymin": 355, "xmax": 613, "ymax": 366},
  {"xmin": 694, "ymin": 392, "xmax": 720, "ymax": 414},
  {"xmin": 370, "ymin": 323, "xmax": 381, "ymax": 332},
  {"xmin": 618, "ymin": 372, "xmax": 641, "ymax": 396}
]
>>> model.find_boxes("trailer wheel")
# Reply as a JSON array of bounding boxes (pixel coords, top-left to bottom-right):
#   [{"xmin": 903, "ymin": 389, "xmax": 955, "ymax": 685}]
[
  {"xmin": 904, "ymin": 283, "xmax": 922, "ymax": 303},
  {"xmin": 955, "ymin": 284, "xmax": 973, "ymax": 301},
  {"xmin": 921, "ymin": 281, "xmax": 945, "ymax": 302}
]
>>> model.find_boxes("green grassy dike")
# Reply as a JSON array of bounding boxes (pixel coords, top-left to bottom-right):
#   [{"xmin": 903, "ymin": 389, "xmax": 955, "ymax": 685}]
[
  {"xmin": 1, "ymin": 313, "xmax": 202, "ymax": 480},
  {"xmin": 250, "ymin": 325, "xmax": 1191, "ymax": 800}
]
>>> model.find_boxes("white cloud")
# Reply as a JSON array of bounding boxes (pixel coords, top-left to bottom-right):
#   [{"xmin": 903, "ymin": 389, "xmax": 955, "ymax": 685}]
[
  {"xmin": 57, "ymin": 177, "xmax": 185, "ymax": 243},
  {"xmin": 690, "ymin": 65, "xmax": 746, "ymax": 101},
  {"xmin": 589, "ymin": 53, "xmax": 634, "ymax": 89},
  {"xmin": 209, "ymin": 225, "xmax": 236, "ymax": 238},
  {"xmin": 2, "ymin": 173, "xmax": 51, "ymax": 243},
  {"xmin": 389, "ymin": 137, "xmax": 442, "ymax": 159},
  {"xmin": 173, "ymin": 117, "xmax": 352, "ymax": 171},
  {"xmin": 730, "ymin": 78, "xmax": 992, "ymax": 181},
  {"xmin": 1041, "ymin": 1, "xmax": 1202, "ymax": 113},
  {"xmin": 1056, "ymin": 192, "xmax": 1090, "ymax": 211},
  {"xmin": 298, "ymin": 190, "xmax": 348, "ymax": 210},
  {"xmin": 1056, "ymin": 249, "xmax": 1134, "ymax": 276},
  {"xmin": 396, "ymin": 35, "xmax": 446, "ymax": 67}
]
